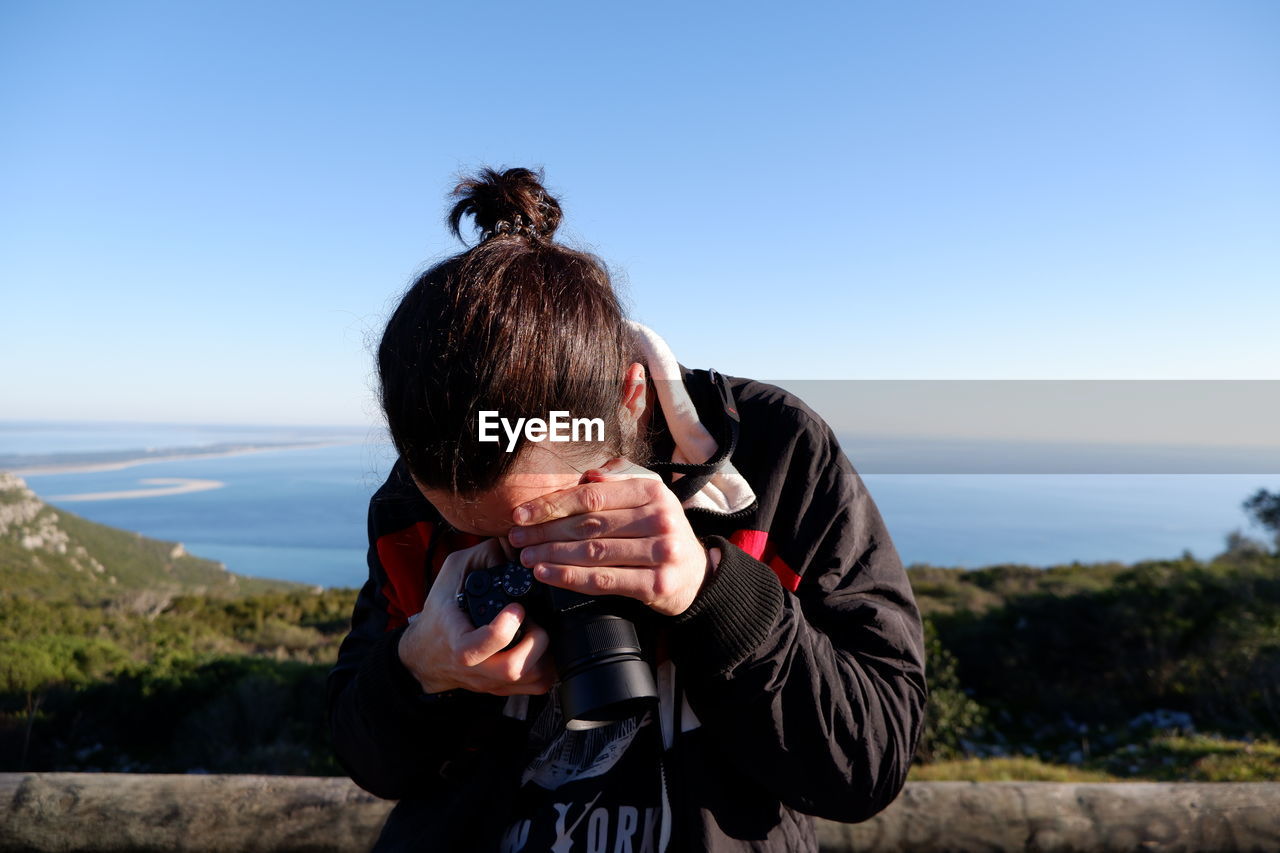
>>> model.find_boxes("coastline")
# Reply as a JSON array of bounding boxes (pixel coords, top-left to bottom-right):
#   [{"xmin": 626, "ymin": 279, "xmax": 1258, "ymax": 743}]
[{"xmin": 8, "ymin": 440, "xmax": 363, "ymax": 477}]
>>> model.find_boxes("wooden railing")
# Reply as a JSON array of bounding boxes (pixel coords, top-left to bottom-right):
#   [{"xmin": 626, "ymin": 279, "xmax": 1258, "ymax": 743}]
[{"xmin": 3, "ymin": 774, "xmax": 1279, "ymax": 852}]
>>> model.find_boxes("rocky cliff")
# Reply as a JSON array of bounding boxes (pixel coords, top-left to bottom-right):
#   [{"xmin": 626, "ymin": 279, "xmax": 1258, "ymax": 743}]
[{"xmin": 0, "ymin": 472, "xmax": 299, "ymax": 601}]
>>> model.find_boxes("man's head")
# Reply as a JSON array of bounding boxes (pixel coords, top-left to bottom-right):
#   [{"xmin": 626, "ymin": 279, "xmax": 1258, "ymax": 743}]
[{"xmin": 378, "ymin": 167, "xmax": 653, "ymax": 499}]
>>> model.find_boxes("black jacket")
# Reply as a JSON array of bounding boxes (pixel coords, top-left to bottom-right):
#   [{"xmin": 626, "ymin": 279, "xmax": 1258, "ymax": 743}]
[{"xmin": 327, "ymin": 367, "xmax": 929, "ymax": 851}]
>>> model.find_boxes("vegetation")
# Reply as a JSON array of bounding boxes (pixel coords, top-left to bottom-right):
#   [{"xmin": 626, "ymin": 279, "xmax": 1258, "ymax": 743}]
[
  {"xmin": 907, "ymin": 733, "xmax": 1280, "ymax": 783},
  {"xmin": 3, "ymin": 472, "xmax": 1279, "ymax": 782},
  {"xmin": 1243, "ymin": 487, "xmax": 1280, "ymax": 551},
  {"xmin": 0, "ymin": 473, "xmax": 338, "ymax": 772},
  {"xmin": 908, "ymin": 755, "xmax": 1117, "ymax": 782},
  {"xmin": 904, "ymin": 501, "xmax": 1280, "ymax": 782},
  {"xmin": 914, "ymin": 554, "xmax": 1280, "ymax": 736},
  {"xmin": 0, "ymin": 588, "xmax": 357, "ymax": 773}
]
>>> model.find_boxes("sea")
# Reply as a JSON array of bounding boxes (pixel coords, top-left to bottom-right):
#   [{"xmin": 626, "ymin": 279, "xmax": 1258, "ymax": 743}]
[{"xmin": 2, "ymin": 421, "xmax": 1274, "ymax": 589}]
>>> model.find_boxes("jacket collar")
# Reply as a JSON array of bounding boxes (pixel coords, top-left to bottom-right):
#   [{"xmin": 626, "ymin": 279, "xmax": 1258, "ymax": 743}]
[{"xmin": 627, "ymin": 321, "xmax": 756, "ymax": 515}]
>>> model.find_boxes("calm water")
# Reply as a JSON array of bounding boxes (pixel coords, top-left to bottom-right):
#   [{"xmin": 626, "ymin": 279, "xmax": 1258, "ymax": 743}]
[
  {"xmin": 18, "ymin": 441, "xmax": 394, "ymax": 588},
  {"xmin": 4, "ymin": 423, "xmax": 1273, "ymax": 587}
]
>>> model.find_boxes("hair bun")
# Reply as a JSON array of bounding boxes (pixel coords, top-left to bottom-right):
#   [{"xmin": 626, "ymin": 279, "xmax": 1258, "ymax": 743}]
[{"xmin": 448, "ymin": 167, "xmax": 563, "ymax": 243}]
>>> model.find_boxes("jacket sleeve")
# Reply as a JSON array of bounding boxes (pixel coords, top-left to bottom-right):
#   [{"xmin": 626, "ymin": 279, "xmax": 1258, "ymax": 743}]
[
  {"xmin": 668, "ymin": 409, "xmax": 928, "ymax": 824},
  {"xmin": 325, "ymin": 489, "xmax": 509, "ymax": 801}
]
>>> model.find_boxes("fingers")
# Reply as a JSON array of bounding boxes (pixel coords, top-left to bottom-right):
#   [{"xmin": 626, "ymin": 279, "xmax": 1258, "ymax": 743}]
[
  {"xmin": 402, "ymin": 535, "xmax": 560, "ymax": 696},
  {"xmin": 532, "ymin": 563, "xmax": 657, "ymax": 601},
  {"xmin": 496, "ymin": 622, "xmax": 554, "ymax": 688},
  {"xmin": 507, "ymin": 458, "xmax": 669, "ymax": 546},
  {"xmin": 508, "ymin": 508, "xmax": 660, "ymax": 548},
  {"xmin": 463, "ymin": 618, "xmax": 556, "ymax": 695},
  {"xmin": 519, "ymin": 536, "xmax": 668, "ymax": 569},
  {"xmin": 513, "ymin": 477, "xmax": 663, "ymax": 526},
  {"xmin": 455, "ymin": 602, "xmax": 527, "ymax": 666},
  {"xmin": 429, "ymin": 537, "xmax": 507, "ymax": 602}
]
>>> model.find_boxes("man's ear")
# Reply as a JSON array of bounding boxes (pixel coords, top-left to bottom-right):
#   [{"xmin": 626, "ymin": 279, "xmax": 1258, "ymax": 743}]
[{"xmin": 620, "ymin": 361, "xmax": 647, "ymax": 424}]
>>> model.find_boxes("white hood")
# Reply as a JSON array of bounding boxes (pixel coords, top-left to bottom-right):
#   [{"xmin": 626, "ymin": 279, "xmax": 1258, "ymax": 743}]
[{"xmin": 626, "ymin": 321, "xmax": 756, "ymax": 516}]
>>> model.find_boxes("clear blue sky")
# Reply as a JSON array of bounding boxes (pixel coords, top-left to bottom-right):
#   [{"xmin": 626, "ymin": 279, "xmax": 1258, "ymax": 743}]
[{"xmin": 2, "ymin": 0, "xmax": 1277, "ymax": 426}]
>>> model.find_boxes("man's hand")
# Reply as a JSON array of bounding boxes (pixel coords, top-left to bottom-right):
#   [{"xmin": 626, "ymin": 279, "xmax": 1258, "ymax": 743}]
[
  {"xmin": 507, "ymin": 458, "xmax": 722, "ymax": 617},
  {"xmin": 397, "ymin": 537, "xmax": 556, "ymax": 696}
]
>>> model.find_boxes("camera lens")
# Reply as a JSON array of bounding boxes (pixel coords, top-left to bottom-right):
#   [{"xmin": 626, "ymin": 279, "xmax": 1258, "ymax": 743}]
[{"xmin": 552, "ymin": 611, "xmax": 658, "ymax": 725}]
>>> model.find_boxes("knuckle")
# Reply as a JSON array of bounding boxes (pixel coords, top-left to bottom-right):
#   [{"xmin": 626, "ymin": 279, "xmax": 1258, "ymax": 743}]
[
  {"xmin": 586, "ymin": 539, "xmax": 608, "ymax": 563},
  {"xmin": 592, "ymin": 571, "xmax": 615, "ymax": 593},
  {"xmin": 581, "ymin": 486, "xmax": 606, "ymax": 513},
  {"xmin": 652, "ymin": 538, "xmax": 676, "ymax": 564},
  {"xmin": 651, "ymin": 511, "xmax": 676, "ymax": 536},
  {"xmin": 576, "ymin": 515, "xmax": 604, "ymax": 538}
]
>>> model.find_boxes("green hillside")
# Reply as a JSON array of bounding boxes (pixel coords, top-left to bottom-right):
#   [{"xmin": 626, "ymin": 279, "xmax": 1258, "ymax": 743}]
[
  {"xmin": 0, "ymin": 470, "xmax": 348, "ymax": 773},
  {"xmin": 907, "ymin": 550, "xmax": 1280, "ymax": 782},
  {"xmin": 3, "ymin": 468, "xmax": 1278, "ymax": 783},
  {"xmin": 0, "ymin": 471, "xmax": 304, "ymax": 601}
]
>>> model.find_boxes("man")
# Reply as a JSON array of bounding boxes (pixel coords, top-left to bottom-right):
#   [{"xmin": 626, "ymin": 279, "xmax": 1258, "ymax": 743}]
[{"xmin": 328, "ymin": 324, "xmax": 929, "ymax": 851}]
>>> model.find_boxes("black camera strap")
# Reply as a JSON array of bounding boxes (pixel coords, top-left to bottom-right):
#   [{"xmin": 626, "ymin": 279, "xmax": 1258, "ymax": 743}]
[{"xmin": 646, "ymin": 368, "xmax": 741, "ymax": 505}]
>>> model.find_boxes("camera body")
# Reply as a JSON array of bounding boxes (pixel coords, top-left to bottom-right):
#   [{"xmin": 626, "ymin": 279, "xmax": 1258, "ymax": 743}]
[{"xmin": 458, "ymin": 560, "xmax": 658, "ymax": 726}]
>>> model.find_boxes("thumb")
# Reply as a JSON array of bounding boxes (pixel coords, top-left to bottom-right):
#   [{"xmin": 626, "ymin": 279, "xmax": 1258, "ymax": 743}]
[
  {"xmin": 457, "ymin": 603, "xmax": 525, "ymax": 665},
  {"xmin": 432, "ymin": 537, "xmax": 508, "ymax": 601}
]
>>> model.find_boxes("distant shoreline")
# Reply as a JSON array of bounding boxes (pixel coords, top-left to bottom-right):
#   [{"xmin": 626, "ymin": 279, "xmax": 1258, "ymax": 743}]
[{"xmin": 8, "ymin": 440, "xmax": 361, "ymax": 476}]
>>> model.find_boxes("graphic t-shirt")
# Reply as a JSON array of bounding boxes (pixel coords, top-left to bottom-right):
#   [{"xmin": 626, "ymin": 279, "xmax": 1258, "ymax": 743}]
[{"xmin": 497, "ymin": 691, "xmax": 668, "ymax": 853}]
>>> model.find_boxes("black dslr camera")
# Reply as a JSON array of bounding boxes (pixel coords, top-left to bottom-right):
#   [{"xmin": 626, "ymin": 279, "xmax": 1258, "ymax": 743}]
[{"xmin": 458, "ymin": 560, "xmax": 658, "ymax": 726}]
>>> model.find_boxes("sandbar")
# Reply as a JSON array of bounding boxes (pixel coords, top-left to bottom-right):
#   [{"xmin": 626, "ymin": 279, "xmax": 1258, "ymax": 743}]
[
  {"xmin": 47, "ymin": 478, "xmax": 226, "ymax": 502},
  {"xmin": 9, "ymin": 440, "xmax": 362, "ymax": 476}
]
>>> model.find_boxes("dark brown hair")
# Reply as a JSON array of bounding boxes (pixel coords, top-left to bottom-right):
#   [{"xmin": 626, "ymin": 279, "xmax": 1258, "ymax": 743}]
[{"xmin": 378, "ymin": 167, "xmax": 647, "ymax": 496}]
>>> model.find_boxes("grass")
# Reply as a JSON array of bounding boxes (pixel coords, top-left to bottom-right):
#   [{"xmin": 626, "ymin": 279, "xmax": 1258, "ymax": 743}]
[
  {"xmin": 1086, "ymin": 733, "xmax": 1280, "ymax": 782},
  {"xmin": 909, "ymin": 756, "xmax": 1117, "ymax": 782},
  {"xmin": 908, "ymin": 734, "xmax": 1280, "ymax": 782}
]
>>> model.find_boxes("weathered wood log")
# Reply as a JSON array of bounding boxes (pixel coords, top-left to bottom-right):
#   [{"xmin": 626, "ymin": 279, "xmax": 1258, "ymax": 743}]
[
  {"xmin": 3, "ymin": 774, "xmax": 1279, "ymax": 852},
  {"xmin": 0, "ymin": 774, "xmax": 392, "ymax": 852},
  {"xmin": 820, "ymin": 781, "xmax": 1280, "ymax": 853}
]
